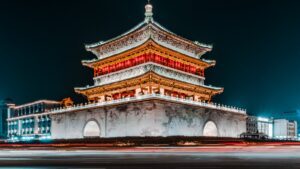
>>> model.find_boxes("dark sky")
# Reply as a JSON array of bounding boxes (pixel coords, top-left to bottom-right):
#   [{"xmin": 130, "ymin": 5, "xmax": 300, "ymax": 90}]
[{"xmin": 0, "ymin": 0, "xmax": 300, "ymax": 116}]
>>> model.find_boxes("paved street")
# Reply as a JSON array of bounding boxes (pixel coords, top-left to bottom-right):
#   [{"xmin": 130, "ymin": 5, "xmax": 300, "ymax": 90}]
[{"xmin": 0, "ymin": 146, "xmax": 300, "ymax": 169}]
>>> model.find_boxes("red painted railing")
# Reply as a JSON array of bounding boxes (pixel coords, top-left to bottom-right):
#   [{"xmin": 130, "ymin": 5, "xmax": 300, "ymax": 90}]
[{"xmin": 94, "ymin": 53, "xmax": 205, "ymax": 77}]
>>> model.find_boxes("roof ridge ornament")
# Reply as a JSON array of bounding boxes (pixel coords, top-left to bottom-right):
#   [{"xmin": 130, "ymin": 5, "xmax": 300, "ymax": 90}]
[{"xmin": 145, "ymin": 0, "xmax": 153, "ymax": 23}]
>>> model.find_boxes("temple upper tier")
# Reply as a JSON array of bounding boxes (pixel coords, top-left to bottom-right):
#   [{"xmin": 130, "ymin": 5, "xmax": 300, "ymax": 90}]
[
  {"xmin": 76, "ymin": 2, "xmax": 223, "ymax": 102},
  {"xmin": 83, "ymin": 3, "xmax": 213, "ymax": 62}
]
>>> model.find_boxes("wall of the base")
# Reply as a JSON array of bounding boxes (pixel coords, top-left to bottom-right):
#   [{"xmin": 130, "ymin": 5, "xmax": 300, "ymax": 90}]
[{"xmin": 51, "ymin": 100, "xmax": 246, "ymax": 139}]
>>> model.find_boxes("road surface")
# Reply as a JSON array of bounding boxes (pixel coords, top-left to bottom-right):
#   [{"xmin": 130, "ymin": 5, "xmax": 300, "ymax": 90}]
[{"xmin": 0, "ymin": 146, "xmax": 300, "ymax": 169}]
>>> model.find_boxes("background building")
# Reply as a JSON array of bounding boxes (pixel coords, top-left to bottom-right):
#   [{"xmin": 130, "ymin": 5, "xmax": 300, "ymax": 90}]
[
  {"xmin": 7, "ymin": 100, "xmax": 61, "ymax": 141},
  {"xmin": 274, "ymin": 119, "xmax": 297, "ymax": 140},
  {"xmin": 246, "ymin": 116, "xmax": 258, "ymax": 133},
  {"xmin": 257, "ymin": 117, "xmax": 273, "ymax": 138},
  {"xmin": 0, "ymin": 99, "xmax": 15, "ymax": 139},
  {"xmin": 246, "ymin": 116, "xmax": 273, "ymax": 138},
  {"xmin": 272, "ymin": 110, "xmax": 300, "ymax": 138}
]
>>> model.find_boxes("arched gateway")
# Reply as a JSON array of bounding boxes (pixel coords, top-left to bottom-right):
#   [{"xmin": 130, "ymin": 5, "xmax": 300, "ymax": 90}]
[
  {"xmin": 83, "ymin": 120, "xmax": 101, "ymax": 138},
  {"xmin": 203, "ymin": 121, "xmax": 218, "ymax": 137}
]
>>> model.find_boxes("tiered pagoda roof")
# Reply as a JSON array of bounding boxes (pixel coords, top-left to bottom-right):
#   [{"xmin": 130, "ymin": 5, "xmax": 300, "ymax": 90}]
[
  {"xmin": 75, "ymin": 2, "xmax": 223, "ymax": 102},
  {"xmin": 82, "ymin": 3, "xmax": 214, "ymax": 65},
  {"xmin": 83, "ymin": 20, "xmax": 213, "ymax": 62}
]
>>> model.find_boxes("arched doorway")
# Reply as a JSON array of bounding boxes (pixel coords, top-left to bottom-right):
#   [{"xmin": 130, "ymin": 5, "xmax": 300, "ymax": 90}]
[
  {"xmin": 83, "ymin": 120, "xmax": 100, "ymax": 138},
  {"xmin": 203, "ymin": 121, "xmax": 218, "ymax": 137}
]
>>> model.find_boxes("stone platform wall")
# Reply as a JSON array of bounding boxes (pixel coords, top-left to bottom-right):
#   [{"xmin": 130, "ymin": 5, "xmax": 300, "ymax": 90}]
[{"xmin": 51, "ymin": 100, "xmax": 246, "ymax": 139}]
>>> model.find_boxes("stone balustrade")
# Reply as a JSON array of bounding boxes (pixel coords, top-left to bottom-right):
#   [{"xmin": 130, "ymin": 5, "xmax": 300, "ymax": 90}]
[{"xmin": 7, "ymin": 94, "xmax": 246, "ymax": 121}]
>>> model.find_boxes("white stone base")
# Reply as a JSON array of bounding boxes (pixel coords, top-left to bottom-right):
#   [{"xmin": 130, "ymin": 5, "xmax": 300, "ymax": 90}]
[{"xmin": 51, "ymin": 100, "xmax": 246, "ymax": 139}]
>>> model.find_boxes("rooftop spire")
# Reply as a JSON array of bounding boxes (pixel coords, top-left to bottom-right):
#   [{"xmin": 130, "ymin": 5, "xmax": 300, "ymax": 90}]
[{"xmin": 145, "ymin": 0, "xmax": 153, "ymax": 22}]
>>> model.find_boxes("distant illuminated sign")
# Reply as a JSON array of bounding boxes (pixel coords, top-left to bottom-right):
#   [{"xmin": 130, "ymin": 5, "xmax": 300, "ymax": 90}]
[{"xmin": 257, "ymin": 117, "xmax": 271, "ymax": 122}]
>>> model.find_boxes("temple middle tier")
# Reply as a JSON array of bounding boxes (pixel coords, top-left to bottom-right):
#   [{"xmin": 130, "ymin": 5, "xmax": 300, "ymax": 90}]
[
  {"xmin": 83, "ymin": 41, "xmax": 215, "ymax": 78},
  {"xmin": 75, "ymin": 71, "xmax": 223, "ymax": 103},
  {"xmin": 92, "ymin": 63, "xmax": 205, "ymax": 87}
]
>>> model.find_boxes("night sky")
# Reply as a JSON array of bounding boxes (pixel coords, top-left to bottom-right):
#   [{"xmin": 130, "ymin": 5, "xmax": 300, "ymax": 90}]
[{"xmin": 0, "ymin": 0, "xmax": 300, "ymax": 116}]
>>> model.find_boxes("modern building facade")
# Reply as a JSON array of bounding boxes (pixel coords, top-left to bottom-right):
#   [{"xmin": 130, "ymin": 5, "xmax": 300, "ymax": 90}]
[
  {"xmin": 273, "ymin": 110, "xmax": 300, "ymax": 138},
  {"xmin": 7, "ymin": 100, "xmax": 61, "ymax": 141},
  {"xmin": 246, "ymin": 116, "xmax": 299, "ymax": 139},
  {"xmin": 246, "ymin": 116, "xmax": 258, "ymax": 134},
  {"xmin": 257, "ymin": 117, "xmax": 273, "ymax": 138},
  {"xmin": 274, "ymin": 119, "xmax": 297, "ymax": 139},
  {"xmin": 246, "ymin": 116, "xmax": 273, "ymax": 138},
  {"xmin": 6, "ymin": 2, "xmax": 247, "ymax": 141},
  {"xmin": 0, "ymin": 99, "xmax": 15, "ymax": 139}
]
